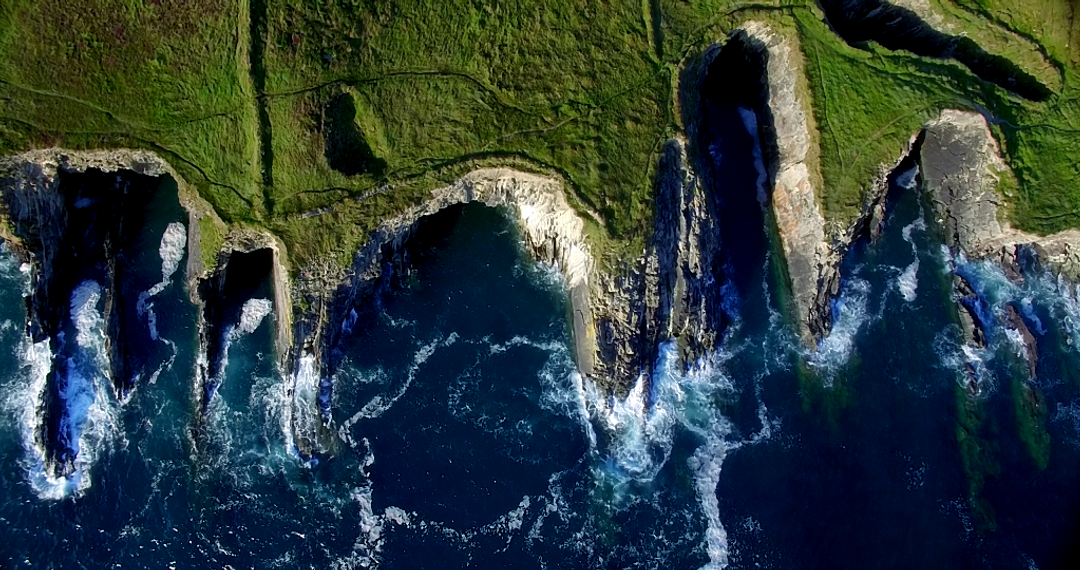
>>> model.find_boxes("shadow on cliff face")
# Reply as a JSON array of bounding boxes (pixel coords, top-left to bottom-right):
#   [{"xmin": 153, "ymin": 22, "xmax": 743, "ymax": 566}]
[
  {"xmin": 818, "ymin": 0, "xmax": 1052, "ymax": 101},
  {"xmin": 199, "ymin": 247, "xmax": 275, "ymax": 412},
  {"xmin": 325, "ymin": 204, "xmax": 467, "ymax": 373},
  {"xmin": 683, "ymin": 30, "xmax": 780, "ymax": 314}
]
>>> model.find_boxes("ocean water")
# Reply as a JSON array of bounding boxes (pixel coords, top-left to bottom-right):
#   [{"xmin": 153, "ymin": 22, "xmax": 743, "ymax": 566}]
[{"xmin": 3, "ymin": 154, "xmax": 1080, "ymax": 569}]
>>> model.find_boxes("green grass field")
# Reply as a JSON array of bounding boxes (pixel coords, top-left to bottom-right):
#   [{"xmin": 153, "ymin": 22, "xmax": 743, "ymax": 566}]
[{"xmin": 1, "ymin": 0, "xmax": 1078, "ymax": 268}]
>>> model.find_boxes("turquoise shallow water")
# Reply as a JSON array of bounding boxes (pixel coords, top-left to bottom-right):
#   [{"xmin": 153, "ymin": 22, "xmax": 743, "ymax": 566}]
[{"xmin": 2, "ymin": 156, "xmax": 1080, "ymax": 568}]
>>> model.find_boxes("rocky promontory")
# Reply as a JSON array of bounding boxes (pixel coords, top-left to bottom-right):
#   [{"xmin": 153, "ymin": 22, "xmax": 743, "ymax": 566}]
[
  {"xmin": 922, "ymin": 109, "xmax": 1080, "ymax": 279},
  {"xmin": 740, "ymin": 22, "xmax": 837, "ymax": 347}
]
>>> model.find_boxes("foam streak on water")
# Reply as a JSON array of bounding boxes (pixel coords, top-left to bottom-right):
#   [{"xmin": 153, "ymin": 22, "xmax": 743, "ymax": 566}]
[
  {"xmin": 738, "ymin": 107, "xmax": 769, "ymax": 206},
  {"xmin": 136, "ymin": 222, "xmax": 187, "ymax": 385},
  {"xmin": 212, "ymin": 298, "xmax": 273, "ymax": 392},
  {"xmin": 350, "ymin": 332, "xmax": 459, "ymax": 422},
  {"xmin": 897, "ymin": 214, "xmax": 926, "ymax": 302}
]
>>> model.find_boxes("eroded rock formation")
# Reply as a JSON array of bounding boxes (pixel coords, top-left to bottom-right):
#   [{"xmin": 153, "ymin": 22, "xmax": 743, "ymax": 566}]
[
  {"xmin": 740, "ymin": 22, "xmax": 838, "ymax": 347},
  {"xmin": 922, "ymin": 109, "xmax": 1080, "ymax": 278}
]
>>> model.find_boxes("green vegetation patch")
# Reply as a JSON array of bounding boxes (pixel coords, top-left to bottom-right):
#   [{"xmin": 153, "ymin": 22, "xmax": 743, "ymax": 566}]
[{"xmin": 0, "ymin": 0, "xmax": 262, "ymax": 222}]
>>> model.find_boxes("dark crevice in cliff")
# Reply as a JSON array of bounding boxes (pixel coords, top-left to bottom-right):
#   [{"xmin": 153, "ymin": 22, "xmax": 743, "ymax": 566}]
[
  {"xmin": 3, "ymin": 169, "xmax": 176, "ymax": 477},
  {"xmin": 682, "ymin": 30, "xmax": 781, "ymax": 328},
  {"xmin": 325, "ymin": 204, "xmax": 467, "ymax": 376},
  {"xmin": 197, "ymin": 247, "xmax": 275, "ymax": 414},
  {"xmin": 850, "ymin": 130, "xmax": 927, "ymax": 255},
  {"xmin": 589, "ymin": 29, "xmax": 782, "ymax": 386},
  {"xmin": 818, "ymin": 0, "xmax": 1053, "ymax": 101}
]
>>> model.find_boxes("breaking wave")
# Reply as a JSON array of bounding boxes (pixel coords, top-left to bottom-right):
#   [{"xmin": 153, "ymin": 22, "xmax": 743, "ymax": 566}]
[
  {"xmin": 11, "ymin": 281, "xmax": 122, "ymax": 500},
  {"xmin": 583, "ymin": 340, "xmax": 773, "ymax": 569},
  {"xmin": 810, "ymin": 277, "xmax": 874, "ymax": 374}
]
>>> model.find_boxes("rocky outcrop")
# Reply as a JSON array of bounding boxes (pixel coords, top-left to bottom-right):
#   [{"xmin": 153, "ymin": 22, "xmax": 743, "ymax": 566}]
[
  {"xmin": 0, "ymin": 148, "xmax": 229, "ymax": 476},
  {"xmin": 920, "ymin": 109, "xmax": 1076, "ymax": 387},
  {"xmin": 1004, "ymin": 304, "xmax": 1038, "ymax": 379},
  {"xmin": 740, "ymin": 23, "xmax": 836, "ymax": 347},
  {"xmin": 921, "ymin": 109, "xmax": 1080, "ymax": 279},
  {"xmin": 590, "ymin": 139, "xmax": 724, "ymax": 385}
]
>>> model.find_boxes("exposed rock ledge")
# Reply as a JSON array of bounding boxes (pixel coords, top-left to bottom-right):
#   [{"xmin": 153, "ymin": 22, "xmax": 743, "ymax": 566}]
[
  {"xmin": 921, "ymin": 109, "xmax": 1080, "ymax": 278},
  {"xmin": 742, "ymin": 22, "xmax": 837, "ymax": 347},
  {"xmin": 920, "ymin": 109, "xmax": 1070, "ymax": 383},
  {"xmin": 325, "ymin": 168, "xmax": 597, "ymax": 374}
]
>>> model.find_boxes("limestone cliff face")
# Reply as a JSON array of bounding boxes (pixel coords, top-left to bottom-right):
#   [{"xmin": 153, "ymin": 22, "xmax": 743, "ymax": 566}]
[
  {"xmin": 323, "ymin": 167, "xmax": 597, "ymax": 373},
  {"xmin": 740, "ymin": 23, "xmax": 835, "ymax": 347},
  {"xmin": 921, "ymin": 109, "xmax": 1080, "ymax": 278}
]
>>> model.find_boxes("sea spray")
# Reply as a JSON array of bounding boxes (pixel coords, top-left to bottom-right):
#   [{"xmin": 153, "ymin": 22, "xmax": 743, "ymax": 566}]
[
  {"xmin": 290, "ymin": 352, "xmax": 324, "ymax": 457},
  {"xmin": 809, "ymin": 277, "xmax": 874, "ymax": 373},
  {"xmin": 29, "ymin": 280, "xmax": 122, "ymax": 498},
  {"xmin": 584, "ymin": 340, "xmax": 749, "ymax": 568}
]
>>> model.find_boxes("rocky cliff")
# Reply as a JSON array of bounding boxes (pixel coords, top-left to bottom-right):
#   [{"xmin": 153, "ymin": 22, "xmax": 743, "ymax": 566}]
[
  {"xmin": 739, "ymin": 22, "xmax": 837, "ymax": 347},
  {"xmin": 919, "ymin": 109, "xmax": 1071, "ymax": 382},
  {"xmin": 922, "ymin": 109, "xmax": 1080, "ymax": 278},
  {"xmin": 0, "ymin": 149, "xmax": 221, "ymax": 295},
  {"xmin": 315, "ymin": 167, "xmax": 595, "ymax": 371},
  {"xmin": 590, "ymin": 138, "xmax": 724, "ymax": 386}
]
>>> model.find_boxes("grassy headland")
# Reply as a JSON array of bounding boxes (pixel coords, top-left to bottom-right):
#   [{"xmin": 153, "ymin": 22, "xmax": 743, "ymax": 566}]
[{"xmin": 0, "ymin": 0, "xmax": 1078, "ymax": 269}]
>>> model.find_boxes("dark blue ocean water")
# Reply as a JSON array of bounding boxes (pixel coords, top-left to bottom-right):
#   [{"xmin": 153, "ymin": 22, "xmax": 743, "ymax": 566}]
[{"xmin": 3, "ymin": 144, "xmax": 1080, "ymax": 569}]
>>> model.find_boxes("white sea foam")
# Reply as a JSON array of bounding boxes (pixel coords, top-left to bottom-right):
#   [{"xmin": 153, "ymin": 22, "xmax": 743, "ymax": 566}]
[
  {"xmin": 208, "ymin": 298, "xmax": 274, "ymax": 404},
  {"xmin": 15, "ymin": 280, "xmax": 121, "ymax": 499},
  {"xmin": 810, "ymin": 277, "xmax": 873, "ymax": 373},
  {"xmin": 133, "ymin": 223, "xmax": 188, "ymax": 386},
  {"xmin": 233, "ymin": 298, "xmax": 273, "ymax": 338},
  {"xmin": 579, "ymin": 340, "xmax": 756, "ymax": 569},
  {"xmin": 895, "ymin": 165, "xmax": 920, "ymax": 190},
  {"xmin": 158, "ymin": 222, "xmax": 187, "ymax": 283},
  {"xmin": 738, "ymin": 107, "xmax": 769, "ymax": 206},
  {"xmin": 350, "ymin": 333, "xmax": 459, "ymax": 421},
  {"xmin": 7, "ymin": 338, "xmax": 56, "ymax": 497},
  {"xmin": 690, "ymin": 435, "xmax": 731, "ymax": 570},
  {"xmin": 896, "ymin": 216, "xmax": 926, "ymax": 302},
  {"xmin": 289, "ymin": 353, "xmax": 322, "ymax": 456}
]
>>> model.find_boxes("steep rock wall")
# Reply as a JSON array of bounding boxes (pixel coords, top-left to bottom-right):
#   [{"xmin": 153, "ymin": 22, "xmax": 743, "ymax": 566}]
[
  {"xmin": 740, "ymin": 22, "xmax": 835, "ymax": 347},
  {"xmin": 0, "ymin": 148, "xmax": 221, "ymax": 294}
]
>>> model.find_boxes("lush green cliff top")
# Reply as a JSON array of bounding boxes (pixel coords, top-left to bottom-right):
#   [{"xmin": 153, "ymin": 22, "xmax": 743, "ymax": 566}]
[{"xmin": 1, "ymin": 0, "xmax": 1078, "ymax": 269}]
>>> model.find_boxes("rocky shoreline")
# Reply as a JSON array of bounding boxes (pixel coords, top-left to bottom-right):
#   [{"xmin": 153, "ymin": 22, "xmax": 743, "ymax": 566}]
[{"xmin": 2, "ymin": 47, "xmax": 1079, "ymax": 466}]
